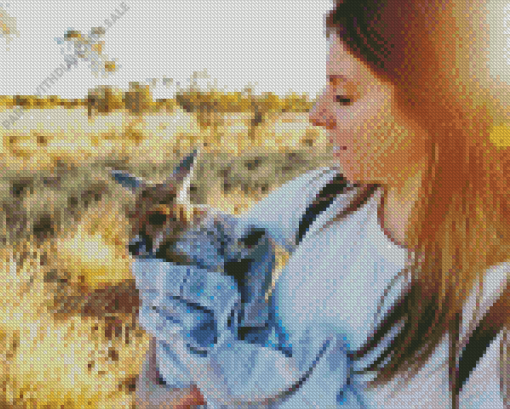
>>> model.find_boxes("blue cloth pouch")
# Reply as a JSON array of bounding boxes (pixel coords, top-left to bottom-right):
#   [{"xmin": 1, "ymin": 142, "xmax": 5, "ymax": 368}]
[{"xmin": 131, "ymin": 211, "xmax": 277, "ymax": 388}]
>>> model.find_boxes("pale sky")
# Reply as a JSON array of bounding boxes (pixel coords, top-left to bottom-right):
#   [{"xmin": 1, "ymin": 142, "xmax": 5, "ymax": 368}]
[
  {"xmin": 0, "ymin": 0, "xmax": 509, "ymax": 101},
  {"xmin": 0, "ymin": 0, "xmax": 334, "ymax": 100}
]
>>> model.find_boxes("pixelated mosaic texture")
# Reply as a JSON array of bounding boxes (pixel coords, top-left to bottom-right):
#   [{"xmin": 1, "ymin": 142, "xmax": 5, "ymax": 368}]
[{"xmin": 0, "ymin": 79, "xmax": 333, "ymax": 407}]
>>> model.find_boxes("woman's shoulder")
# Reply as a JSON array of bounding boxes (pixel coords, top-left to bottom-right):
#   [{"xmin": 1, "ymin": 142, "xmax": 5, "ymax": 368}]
[
  {"xmin": 247, "ymin": 166, "xmax": 344, "ymax": 216},
  {"xmin": 237, "ymin": 166, "xmax": 352, "ymax": 251}
]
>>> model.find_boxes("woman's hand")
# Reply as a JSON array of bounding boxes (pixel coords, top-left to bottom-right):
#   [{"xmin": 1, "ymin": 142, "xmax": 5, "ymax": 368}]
[{"xmin": 135, "ymin": 337, "xmax": 206, "ymax": 408}]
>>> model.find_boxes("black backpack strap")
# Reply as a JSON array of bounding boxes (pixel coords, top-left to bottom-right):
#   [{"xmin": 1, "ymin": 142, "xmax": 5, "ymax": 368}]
[
  {"xmin": 457, "ymin": 321, "xmax": 500, "ymax": 392},
  {"xmin": 296, "ymin": 172, "xmax": 349, "ymax": 245},
  {"xmin": 457, "ymin": 298, "xmax": 505, "ymax": 394}
]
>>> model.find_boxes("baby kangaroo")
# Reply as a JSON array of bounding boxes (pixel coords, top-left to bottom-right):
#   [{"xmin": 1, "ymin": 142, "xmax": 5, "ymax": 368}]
[
  {"xmin": 114, "ymin": 152, "xmax": 276, "ymax": 407},
  {"xmin": 110, "ymin": 149, "xmax": 209, "ymax": 263}
]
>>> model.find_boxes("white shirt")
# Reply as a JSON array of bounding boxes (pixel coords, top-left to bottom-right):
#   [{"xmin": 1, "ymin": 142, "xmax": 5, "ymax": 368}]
[{"xmin": 135, "ymin": 167, "xmax": 508, "ymax": 408}]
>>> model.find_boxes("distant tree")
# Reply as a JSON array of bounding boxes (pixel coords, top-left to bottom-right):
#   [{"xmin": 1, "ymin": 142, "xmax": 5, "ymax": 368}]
[
  {"xmin": 124, "ymin": 83, "xmax": 154, "ymax": 114},
  {"xmin": 87, "ymin": 86, "xmax": 123, "ymax": 116}
]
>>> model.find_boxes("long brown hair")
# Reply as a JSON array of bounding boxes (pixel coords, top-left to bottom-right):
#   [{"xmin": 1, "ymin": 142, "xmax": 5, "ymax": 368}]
[{"xmin": 325, "ymin": 0, "xmax": 510, "ymax": 406}]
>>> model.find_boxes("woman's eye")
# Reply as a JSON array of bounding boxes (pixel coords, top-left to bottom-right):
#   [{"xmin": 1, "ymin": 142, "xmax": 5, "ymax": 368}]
[{"xmin": 335, "ymin": 96, "xmax": 352, "ymax": 106}]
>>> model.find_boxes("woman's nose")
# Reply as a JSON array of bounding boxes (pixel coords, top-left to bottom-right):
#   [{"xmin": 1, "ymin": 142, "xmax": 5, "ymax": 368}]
[{"xmin": 309, "ymin": 98, "xmax": 335, "ymax": 130}]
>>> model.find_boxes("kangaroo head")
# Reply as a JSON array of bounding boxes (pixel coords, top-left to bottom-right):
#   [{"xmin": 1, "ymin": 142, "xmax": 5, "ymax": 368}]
[{"xmin": 110, "ymin": 149, "xmax": 201, "ymax": 257}]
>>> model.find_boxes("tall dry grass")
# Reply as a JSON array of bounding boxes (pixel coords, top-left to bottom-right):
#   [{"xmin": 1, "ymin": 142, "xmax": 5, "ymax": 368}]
[{"xmin": 0, "ymin": 83, "xmax": 335, "ymax": 408}]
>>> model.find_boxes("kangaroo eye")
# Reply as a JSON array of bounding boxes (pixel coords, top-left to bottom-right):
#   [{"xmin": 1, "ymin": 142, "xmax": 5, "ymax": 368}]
[{"xmin": 148, "ymin": 213, "xmax": 167, "ymax": 226}]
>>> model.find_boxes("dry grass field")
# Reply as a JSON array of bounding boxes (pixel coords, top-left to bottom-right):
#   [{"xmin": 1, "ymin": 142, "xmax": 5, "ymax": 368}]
[{"xmin": 0, "ymin": 88, "xmax": 336, "ymax": 408}]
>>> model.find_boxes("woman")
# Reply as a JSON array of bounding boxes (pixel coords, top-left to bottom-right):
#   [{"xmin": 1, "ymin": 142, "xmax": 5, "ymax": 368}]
[{"xmin": 135, "ymin": 0, "xmax": 510, "ymax": 407}]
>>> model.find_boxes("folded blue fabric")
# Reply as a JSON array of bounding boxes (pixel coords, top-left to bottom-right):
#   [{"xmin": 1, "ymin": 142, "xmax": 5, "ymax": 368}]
[
  {"xmin": 133, "ymin": 259, "xmax": 241, "ymax": 353},
  {"xmin": 132, "ymin": 210, "xmax": 277, "ymax": 388}
]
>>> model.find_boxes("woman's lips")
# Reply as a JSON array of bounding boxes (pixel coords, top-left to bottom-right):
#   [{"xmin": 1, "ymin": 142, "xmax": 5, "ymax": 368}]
[{"xmin": 332, "ymin": 146, "xmax": 347, "ymax": 153}]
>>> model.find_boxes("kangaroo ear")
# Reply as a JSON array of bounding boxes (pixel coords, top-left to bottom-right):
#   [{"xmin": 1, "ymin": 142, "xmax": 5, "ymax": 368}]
[
  {"xmin": 109, "ymin": 169, "xmax": 147, "ymax": 193},
  {"xmin": 172, "ymin": 149, "xmax": 200, "ymax": 183},
  {"xmin": 168, "ymin": 148, "xmax": 200, "ymax": 205}
]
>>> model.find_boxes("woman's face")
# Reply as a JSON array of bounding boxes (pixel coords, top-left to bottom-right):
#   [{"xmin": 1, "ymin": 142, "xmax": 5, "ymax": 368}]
[{"xmin": 309, "ymin": 33, "xmax": 429, "ymax": 188}]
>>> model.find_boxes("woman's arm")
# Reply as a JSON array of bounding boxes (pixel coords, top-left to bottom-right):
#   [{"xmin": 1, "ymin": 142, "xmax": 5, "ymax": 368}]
[
  {"xmin": 135, "ymin": 337, "xmax": 206, "ymax": 409},
  {"xmin": 158, "ymin": 320, "xmax": 355, "ymax": 408},
  {"xmin": 135, "ymin": 262, "xmax": 353, "ymax": 407}
]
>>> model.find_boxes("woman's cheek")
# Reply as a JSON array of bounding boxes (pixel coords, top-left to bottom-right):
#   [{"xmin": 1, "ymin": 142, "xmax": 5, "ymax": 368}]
[{"xmin": 348, "ymin": 126, "xmax": 388, "ymax": 182}]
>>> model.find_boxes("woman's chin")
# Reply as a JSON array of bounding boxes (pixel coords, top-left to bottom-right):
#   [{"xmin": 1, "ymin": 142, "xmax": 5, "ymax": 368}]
[{"xmin": 336, "ymin": 169, "xmax": 378, "ymax": 187}]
